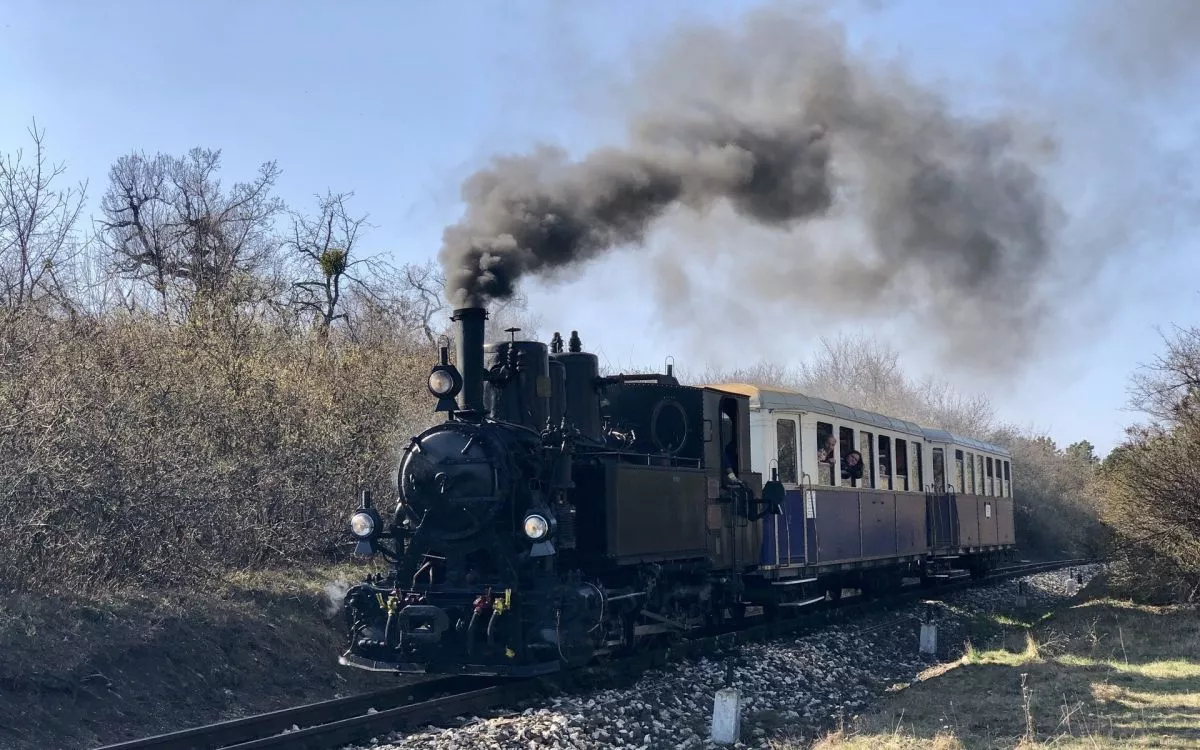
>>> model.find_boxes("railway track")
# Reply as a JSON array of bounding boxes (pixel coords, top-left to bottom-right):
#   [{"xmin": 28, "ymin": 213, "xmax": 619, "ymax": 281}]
[{"xmin": 94, "ymin": 557, "xmax": 1095, "ymax": 750}]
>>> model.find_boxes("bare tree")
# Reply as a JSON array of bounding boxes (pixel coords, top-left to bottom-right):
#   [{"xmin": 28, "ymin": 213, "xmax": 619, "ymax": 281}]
[
  {"xmin": 1128, "ymin": 323, "xmax": 1200, "ymax": 428},
  {"xmin": 0, "ymin": 120, "xmax": 87, "ymax": 310},
  {"xmin": 285, "ymin": 191, "xmax": 382, "ymax": 338},
  {"xmin": 96, "ymin": 148, "xmax": 284, "ymax": 321},
  {"xmin": 398, "ymin": 259, "xmax": 448, "ymax": 345}
]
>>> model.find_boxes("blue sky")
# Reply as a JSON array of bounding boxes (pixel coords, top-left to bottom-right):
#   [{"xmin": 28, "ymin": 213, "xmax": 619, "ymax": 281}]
[{"xmin": 3, "ymin": 0, "xmax": 1197, "ymax": 456}]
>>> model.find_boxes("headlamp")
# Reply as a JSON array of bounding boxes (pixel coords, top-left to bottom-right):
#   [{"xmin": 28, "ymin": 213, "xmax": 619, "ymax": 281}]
[
  {"xmin": 428, "ymin": 369, "xmax": 456, "ymax": 397},
  {"xmin": 349, "ymin": 511, "xmax": 376, "ymax": 539},
  {"xmin": 523, "ymin": 514, "xmax": 550, "ymax": 541}
]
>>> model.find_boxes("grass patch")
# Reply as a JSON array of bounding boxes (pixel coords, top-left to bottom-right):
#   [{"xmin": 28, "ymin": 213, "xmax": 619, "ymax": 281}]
[
  {"xmin": 793, "ymin": 576, "xmax": 1200, "ymax": 749},
  {"xmin": 0, "ymin": 561, "xmax": 406, "ymax": 750}
]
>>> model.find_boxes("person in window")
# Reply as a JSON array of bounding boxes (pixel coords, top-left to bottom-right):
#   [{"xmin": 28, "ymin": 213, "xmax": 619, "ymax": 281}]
[
  {"xmin": 816, "ymin": 434, "xmax": 837, "ymax": 464},
  {"xmin": 841, "ymin": 450, "xmax": 864, "ymax": 481}
]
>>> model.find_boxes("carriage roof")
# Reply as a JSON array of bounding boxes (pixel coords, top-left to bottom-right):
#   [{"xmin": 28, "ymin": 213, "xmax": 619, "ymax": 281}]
[{"xmin": 703, "ymin": 383, "xmax": 1011, "ymax": 458}]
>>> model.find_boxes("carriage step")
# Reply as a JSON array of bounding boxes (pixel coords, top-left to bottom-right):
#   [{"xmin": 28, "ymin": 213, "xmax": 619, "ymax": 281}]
[{"xmin": 772, "ymin": 577, "xmax": 818, "ymax": 586}]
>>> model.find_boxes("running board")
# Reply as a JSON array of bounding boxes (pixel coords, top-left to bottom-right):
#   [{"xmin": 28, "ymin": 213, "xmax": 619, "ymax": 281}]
[
  {"xmin": 772, "ymin": 576, "xmax": 818, "ymax": 586},
  {"xmin": 929, "ymin": 571, "xmax": 970, "ymax": 580},
  {"xmin": 779, "ymin": 596, "xmax": 826, "ymax": 608}
]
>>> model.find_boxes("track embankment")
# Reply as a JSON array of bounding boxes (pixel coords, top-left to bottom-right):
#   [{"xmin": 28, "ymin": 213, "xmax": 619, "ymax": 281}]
[{"xmin": 93, "ymin": 560, "xmax": 1097, "ymax": 750}]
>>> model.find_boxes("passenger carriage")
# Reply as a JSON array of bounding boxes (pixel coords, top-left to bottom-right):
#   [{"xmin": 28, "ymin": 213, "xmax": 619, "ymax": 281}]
[{"xmin": 704, "ymin": 384, "xmax": 1017, "ymax": 603}]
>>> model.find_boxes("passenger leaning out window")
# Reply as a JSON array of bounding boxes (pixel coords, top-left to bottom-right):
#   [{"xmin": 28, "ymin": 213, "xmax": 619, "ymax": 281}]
[
  {"xmin": 841, "ymin": 450, "xmax": 864, "ymax": 481},
  {"xmin": 817, "ymin": 434, "xmax": 837, "ymax": 464}
]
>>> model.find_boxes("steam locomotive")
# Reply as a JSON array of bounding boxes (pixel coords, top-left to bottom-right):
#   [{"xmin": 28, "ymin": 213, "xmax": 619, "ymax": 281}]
[{"xmin": 337, "ymin": 306, "xmax": 1016, "ymax": 676}]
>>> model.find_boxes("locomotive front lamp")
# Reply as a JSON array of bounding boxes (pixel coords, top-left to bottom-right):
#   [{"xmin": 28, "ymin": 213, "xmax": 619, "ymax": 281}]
[
  {"xmin": 349, "ymin": 489, "xmax": 383, "ymax": 556},
  {"xmin": 428, "ymin": 369, "xmax": 456, "ymax": 397},
  {"xmin": 349, "ymin": 511, "xmax": 376, "ymax": 538},
  {"xmin": 428, "ymin": 345, "xmax": 463, "ymax": 412},
  {"xmin": 523, "ymin": 513, "xmax": 551, "ymax": 540}
]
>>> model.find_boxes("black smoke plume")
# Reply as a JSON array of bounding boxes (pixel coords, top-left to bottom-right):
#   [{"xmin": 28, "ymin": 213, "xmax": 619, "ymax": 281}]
[{"xmin": 438, "ymin": 4, "xmax": 1065, "ymax": 369}]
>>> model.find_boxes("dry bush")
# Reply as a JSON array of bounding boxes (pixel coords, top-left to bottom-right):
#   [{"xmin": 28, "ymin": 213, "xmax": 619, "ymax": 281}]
[
  {"xmin": 0, "ymin": 309, "xmax": 438, "ymax": 592},
  {"xmin": 1092, "ymin": 324, "xmax": 1200, "ymax": 603},
  {"xmin": 992, "ymin": 431, "xmax": 1109, "ymax": 560}
]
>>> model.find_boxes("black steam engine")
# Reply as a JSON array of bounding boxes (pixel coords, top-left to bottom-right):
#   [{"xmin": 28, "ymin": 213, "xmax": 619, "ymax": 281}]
[{"xmin": 338, "ymin": 307, "xmax": 783, "ymax": 676}]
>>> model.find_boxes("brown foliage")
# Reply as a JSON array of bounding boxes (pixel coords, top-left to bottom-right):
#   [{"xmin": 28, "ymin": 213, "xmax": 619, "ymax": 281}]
[
  {"xmin": 1095, "ymin": 324, "xmax": 1200, "ymax": 602},
  {"xmin": 0, "ymin": 309, "xmax": 437, "ymax": 591}
]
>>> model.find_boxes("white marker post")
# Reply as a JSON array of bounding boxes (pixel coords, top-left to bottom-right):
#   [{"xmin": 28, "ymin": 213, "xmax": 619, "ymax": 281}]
[
  {"xmin": 710, "ymin": 687, "xmax": 742, "ymax": 745},
  {"xmin": 919, "ymin": 623, "xmax": 938, "ymax": 655}
]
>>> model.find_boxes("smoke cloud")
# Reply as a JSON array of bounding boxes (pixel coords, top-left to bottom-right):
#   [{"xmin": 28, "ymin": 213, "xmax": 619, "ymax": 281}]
[{"xmin": 438, "ymin": 4, "xmax": 1068, "ymax": 369}]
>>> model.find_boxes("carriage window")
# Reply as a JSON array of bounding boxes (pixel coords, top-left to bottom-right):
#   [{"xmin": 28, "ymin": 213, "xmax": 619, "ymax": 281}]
[
  {"xmin": 986, "ymin": 457, "xmax": 995, "ymax": 496},
  {"xmin": 775, "ymin": 419, "xmax": 798, "ymax": 484},
  {"xmin": 860, "ymin": 430, "xmax": 876, "ymax": 489},
  {"xmin": 977, "ymin": 455, "xmax": 985, "ymax": 496},
  {"xmin": 895, "ymin": 439, "xmax": 909, "ymax": 491},
  {"xmin": 912, "ymin": 441, "xmax": 923, "ymax": 490},
  {"xmin": 1004, "ymin": 460, "xmax": 1011, "ymax": 497},
  {"xmin": 839, "ymin": 426, "xmax": 857, "ymax": 487},
  {"xmin": 816, "ymin": 421, "xmax": 834, "ymax": 486},
  {"xmin": 965, "ymin": 452, "xmax": 976, "ymax": 495},
  {"xmin": 954, "ymin": 449, "xmax": 965, "ymax": 495},
  {"xmin": 932, "ymin": 448, "xmax": 946, "ymax": 493},
  {"xmin": 878, "ymin": 435, "xmax": 893, "ymax": 490}
]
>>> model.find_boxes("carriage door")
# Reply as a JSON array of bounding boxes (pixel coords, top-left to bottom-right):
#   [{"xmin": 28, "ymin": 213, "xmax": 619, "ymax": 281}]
[{"xmin": 773, "ymin": 416, "xmax": 802, "ymax": 566}]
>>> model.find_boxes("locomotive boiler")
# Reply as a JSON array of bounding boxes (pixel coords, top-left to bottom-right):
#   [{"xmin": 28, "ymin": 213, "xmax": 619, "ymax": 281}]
[{"xmin": 337, "ymin": 307, "xmax": 782, "ymax": 676}]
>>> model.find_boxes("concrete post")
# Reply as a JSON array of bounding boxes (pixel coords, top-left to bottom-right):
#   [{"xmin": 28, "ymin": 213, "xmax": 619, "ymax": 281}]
[
  {"xmin": 710, "ymin": 688, "xmax": 742, "ymax": 745},
  {"xmin": 920, "ymin": 623, "xmax": 938, "ymax": 655}
]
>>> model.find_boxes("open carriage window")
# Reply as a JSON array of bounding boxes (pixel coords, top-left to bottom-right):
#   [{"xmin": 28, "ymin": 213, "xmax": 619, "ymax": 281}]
[
  {"xmin": 912, "ymin": 441, "xmax": 923, "ymax": 490},
  {"xmin": 954, "ymin": 449, "xmax": 965, "ymax": 494},
  {"xmin": 860, "ymin": 430, "xmax": 876, "ymax": 489},
  {"xmin": 878, "ymin": 436, "xmax": 888, "ymax": 489},
  {"xmin": 986, "ymin": 456, "xmax": 995, "ymax": 496},
  {"xmin": 965, "ymin": 452, "xmax": 976, "ymax": 495},
  {"xmin": 932, "ymin": 448, "xmax": 946, "ymax": 493},
  {"xmin": 839, "ymin": 426, "xmax": 858, "ymax": 487},
  {"xmin": 816, "ymin": 421, "xmax": 834, "ymax": 486},
  {"xmin": 775, "ymin": 419, "xmax": 798, "ymax": 484},
  {"xmin": 895, "ymin": 439, "xmax": 909, "ymax": 491}
]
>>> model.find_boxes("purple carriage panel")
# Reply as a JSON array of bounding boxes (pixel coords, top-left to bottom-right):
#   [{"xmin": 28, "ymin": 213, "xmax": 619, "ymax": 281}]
[
  {"xmin": 978, "ymin": 496, "xmax": 1000, "ymax": 546},
  {"xmin": 896, "ymin": 493, "xmax": 927, "ymax": 555},
  {"xmin": 996, "ymin": 497, "xmax": 1015, "ymax": 545},
  {"xmin": 860, "ymin": 492, "xmax": 898, "ymax": 558},
  {"xmin": 954, "ymin": 494, "xmax": 980, "ymax": 547},
  {"xmin": 811, "ymin": 489, "xmax": 861, "ymax": 563}
]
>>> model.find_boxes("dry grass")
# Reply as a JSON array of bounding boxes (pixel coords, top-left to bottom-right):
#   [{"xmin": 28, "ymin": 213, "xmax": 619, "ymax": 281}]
[
  {"xmin": 0, "ymin": 560, "xmax": 406, "ymax": 750},
  {"xmin": 788, "ymin": 578, "xmax": 1200, "ymax": 749}
]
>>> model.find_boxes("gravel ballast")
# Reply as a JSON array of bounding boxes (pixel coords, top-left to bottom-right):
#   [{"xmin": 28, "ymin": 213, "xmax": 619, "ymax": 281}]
[{"xmin": 342, "ymin": 566, "xmax": 1100, "ymax": 750}]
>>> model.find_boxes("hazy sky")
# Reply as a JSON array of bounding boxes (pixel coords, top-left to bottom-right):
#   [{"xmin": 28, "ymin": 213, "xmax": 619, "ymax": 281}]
[{"xmin": 3, "ymin": 0, "xmax": 1197, "ymax": 457}]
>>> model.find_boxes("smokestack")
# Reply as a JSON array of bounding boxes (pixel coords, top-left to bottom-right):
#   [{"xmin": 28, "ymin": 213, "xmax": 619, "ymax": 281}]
[{"xmin": 452, "ymin": 307, "xmax": 488, "ymax": 413}]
